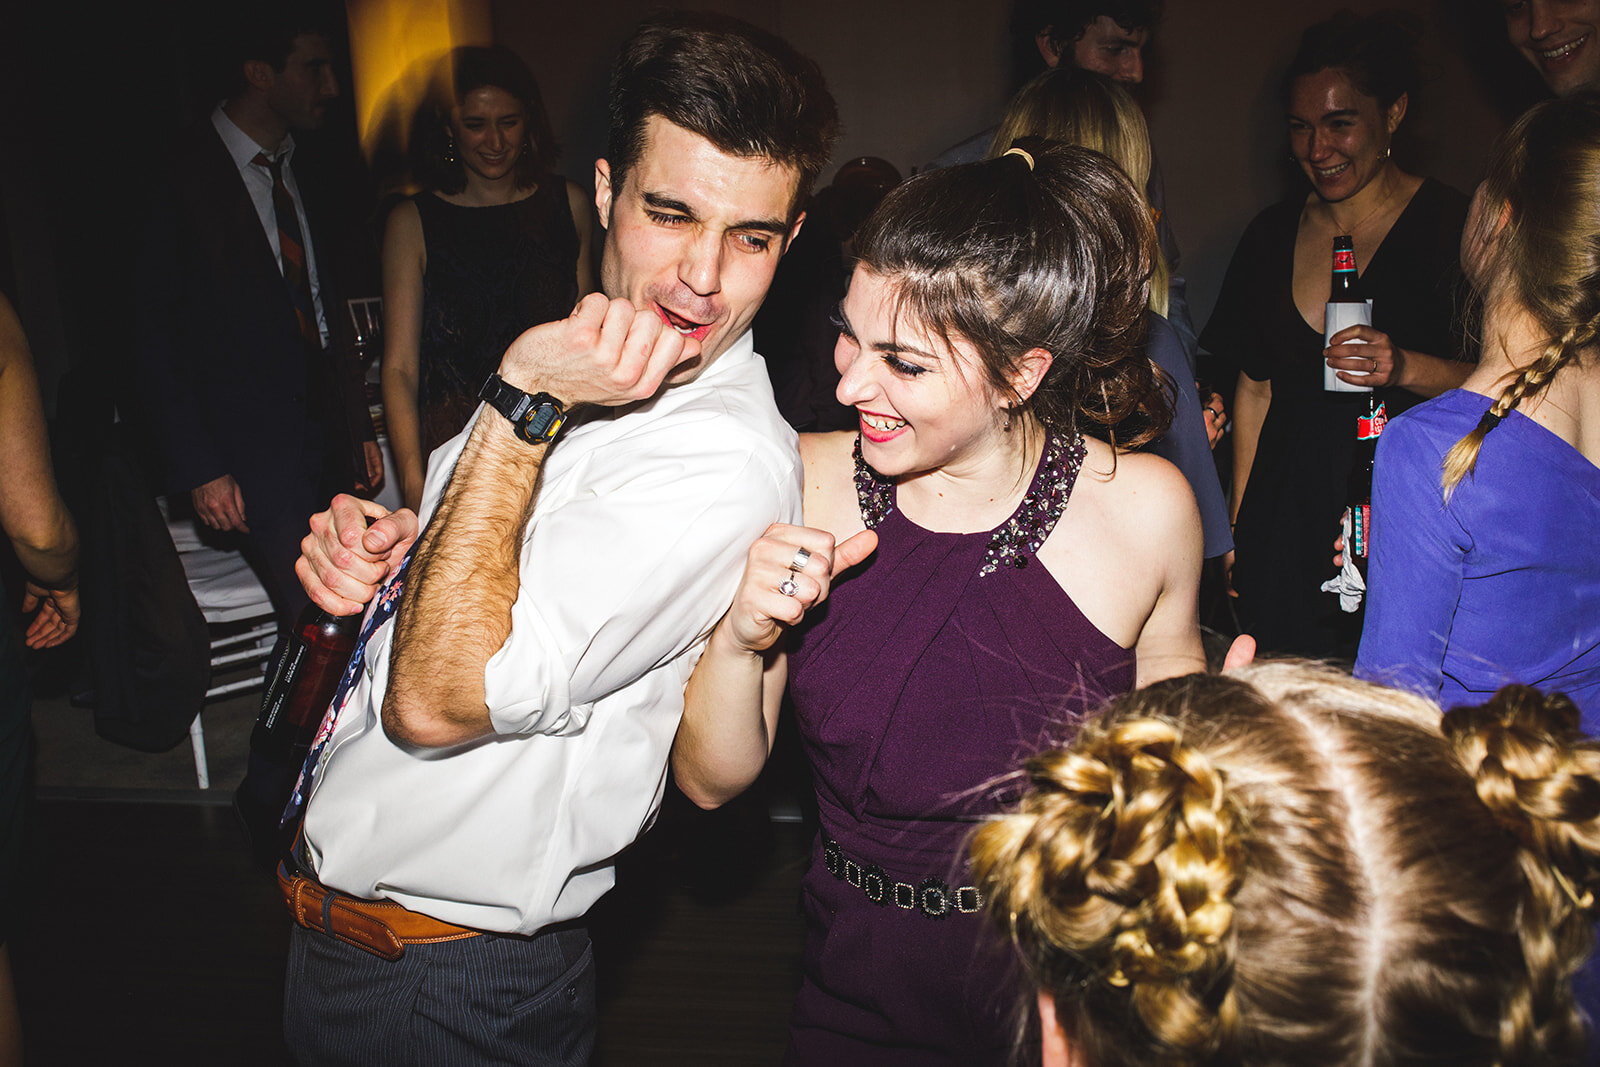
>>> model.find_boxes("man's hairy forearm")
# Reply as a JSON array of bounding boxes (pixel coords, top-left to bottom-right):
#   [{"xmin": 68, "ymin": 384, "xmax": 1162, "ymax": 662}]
[{"xmin": 382, "ymin": 415, "xmax": 545, "ymax": 748}]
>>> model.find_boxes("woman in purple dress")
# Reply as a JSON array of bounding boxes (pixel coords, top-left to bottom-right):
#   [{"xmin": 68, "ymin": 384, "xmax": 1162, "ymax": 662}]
[
  {"xmin": 674, "ymin": 142, "xmax": 1208, "ymax": 1064},
  {"xmin": 1355, "ymin": 94, "xmax": 1600, "ymax": 726}
]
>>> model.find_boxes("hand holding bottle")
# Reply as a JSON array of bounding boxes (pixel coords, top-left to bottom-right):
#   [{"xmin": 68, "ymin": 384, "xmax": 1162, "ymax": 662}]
[
  {"xmin": 296, "ymin": 495, "xmax": 420, "ymax": 615},
  {"xmin": 1326, "ymin": 323, "xmax": 1406, "ymax": 388}
]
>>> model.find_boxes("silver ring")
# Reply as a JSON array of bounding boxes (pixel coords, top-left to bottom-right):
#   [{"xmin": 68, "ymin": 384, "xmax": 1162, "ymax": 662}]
[
  {"xmin": 789, "ymin": 547, "xmax": 812, "ymax": 573},
  {"xmin": 779, "ymin": 578, "xmax": 798, "ymax": 597}
]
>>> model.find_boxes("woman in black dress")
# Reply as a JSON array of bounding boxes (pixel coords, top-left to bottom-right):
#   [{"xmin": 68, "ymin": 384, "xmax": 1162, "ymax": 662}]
[
  {"xmin": 381, "ymin": 45, "xmax": 595, "ymax": 510},
  {"xmin": 1202, "ymin": 12, "xmax": 1471, "ymax": 658}
]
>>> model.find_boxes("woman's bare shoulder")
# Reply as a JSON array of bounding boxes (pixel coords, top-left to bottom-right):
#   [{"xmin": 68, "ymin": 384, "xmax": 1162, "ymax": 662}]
[{"xmin": 799, "ymin": 432, "xmax": 864, "ymax": 538}]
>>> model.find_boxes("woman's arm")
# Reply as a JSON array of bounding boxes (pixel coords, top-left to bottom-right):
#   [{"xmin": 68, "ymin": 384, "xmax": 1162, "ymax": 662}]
[
  {"xmin": 379, "ymin": 200, "xmax": 429, "ymax": 512},
  {"xmin": 567, "ymin": 180, "xmax": 597, "ymax": 301},
  {"xmin": 0, "ymin": 296, "xmax": 79, "ymax": 648},
  {"xmin": 672, "ymin": 523, "xmax": 876, "ymax": 809},
  {"xmin": 1229, "ymin": 372, "xmax": 1272, "ymax": 525}
]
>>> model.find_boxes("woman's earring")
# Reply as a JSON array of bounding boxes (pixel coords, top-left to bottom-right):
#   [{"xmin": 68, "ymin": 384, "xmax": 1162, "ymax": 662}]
[
  {"xmin": 444, "ymin": 134, "xmax": 457, "ymax": 165},
  {"xmin": 1381, "ymin": 145, "xmax": 1392, "ymax": 161}
]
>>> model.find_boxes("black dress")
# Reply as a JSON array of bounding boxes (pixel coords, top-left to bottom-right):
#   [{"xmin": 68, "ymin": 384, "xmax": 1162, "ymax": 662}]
[
  {"xmin": 1200, "ymin": 178, "xmax": 1468, "ymax": 659},
  {"xmin": 414, "ymin": 182, "xmax": 579, "ymax": 455}
]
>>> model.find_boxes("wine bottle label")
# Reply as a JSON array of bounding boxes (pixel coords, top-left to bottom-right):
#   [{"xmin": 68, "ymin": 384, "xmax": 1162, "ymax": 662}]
[
  {"xmin": 1349, "ymin": 503, "xmax": 1371, "ymax": 559},
  {"xmin": 259, "ymin": 642, "xmax": 309, "ymax": 735},
  {"xmin": 1356, "ymin": 403, "xmax": 1388, "ymax": 440}
]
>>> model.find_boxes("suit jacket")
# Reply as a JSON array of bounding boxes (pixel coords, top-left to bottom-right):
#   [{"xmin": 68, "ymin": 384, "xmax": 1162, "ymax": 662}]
[{"xmin": 128, "ymin": 120, "xmax": 373, "ymax": 510}]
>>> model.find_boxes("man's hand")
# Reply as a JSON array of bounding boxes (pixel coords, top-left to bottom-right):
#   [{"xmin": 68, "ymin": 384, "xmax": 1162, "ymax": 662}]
[
  {"xmin": 192, "ymin": 474, "xmax": 248, "ymax": 532},
  {"xmin": 296, "ymin": 494, "xmax": 420, "ymax": 615},
  {"xmin": 499, "ymin": 293, "xmax": 702, "ymax": 407},
  {"xmin": 22, "ymin": 581, "xmax": 79, "ymax": 649}
]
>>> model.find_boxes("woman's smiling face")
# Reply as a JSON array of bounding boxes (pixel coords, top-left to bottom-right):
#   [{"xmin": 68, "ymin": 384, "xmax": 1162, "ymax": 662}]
[
  {"xmin": 1286, "ymin": 68, "xmax": 1405, "ymax": 204},
  {"xmin": 833, "ymin": 267, "xmax": 1017, "ymax": 480}
]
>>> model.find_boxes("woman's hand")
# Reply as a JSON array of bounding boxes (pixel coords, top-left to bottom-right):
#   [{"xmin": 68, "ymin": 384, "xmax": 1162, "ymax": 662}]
[
  {"xmin": 1326, "ymin": 324, "xmax": 1405, "ymax": 388},
  {"xmin": 722, "ymin": 523, "xmax": 878, "ymax": 654}
]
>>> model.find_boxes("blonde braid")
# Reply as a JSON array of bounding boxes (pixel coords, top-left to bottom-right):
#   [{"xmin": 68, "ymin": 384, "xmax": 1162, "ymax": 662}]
[
  {"xmin": 1441, "ymin": 323, "xmax": 1590, "ymax": 500},
  {"xmin": 1442, "ymin": 687, "xmax": 1600, "ymax": 1064},
  {"xmin": 972, "ymin": 717, "xmax": 1245, "ymax": 1064}
]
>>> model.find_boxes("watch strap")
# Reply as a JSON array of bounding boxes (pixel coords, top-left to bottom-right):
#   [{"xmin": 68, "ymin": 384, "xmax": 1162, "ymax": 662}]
[{"xmin": 478, "ymin": 374, "xmax": 566, "ymax": 445}]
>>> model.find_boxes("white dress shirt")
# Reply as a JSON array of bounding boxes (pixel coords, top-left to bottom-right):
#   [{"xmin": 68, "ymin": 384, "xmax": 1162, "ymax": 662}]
[
  {"xmin": 302, "ymin": 331, "xmax": 801, "ymax": 934},
  {"xmin": 210, "ymin": 105, "xmax": 331, "ymax": 347}
]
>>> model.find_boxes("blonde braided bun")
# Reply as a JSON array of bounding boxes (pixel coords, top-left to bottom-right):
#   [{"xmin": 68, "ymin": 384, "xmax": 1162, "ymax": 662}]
[
  {"xmin": 973, "ymin": 663, "xmax": 1600, "ymax": 1066},
  {"xmin": 1443, "ymin": 687, "xmax": 1600, "ymax": 1063}
]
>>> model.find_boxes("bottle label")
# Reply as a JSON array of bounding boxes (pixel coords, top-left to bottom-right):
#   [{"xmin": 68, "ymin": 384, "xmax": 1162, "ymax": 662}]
[
  {"xmin": 1333, "ymin": 248, "xmax": 1357, "ymax": 275},
  {"xmin": 1349, "ymin": 503, "xmax": 1371, "ymax": 560},
  {"xmin": 1357, "ymin": 402, "xmax": 1388, "ymax": 440}
]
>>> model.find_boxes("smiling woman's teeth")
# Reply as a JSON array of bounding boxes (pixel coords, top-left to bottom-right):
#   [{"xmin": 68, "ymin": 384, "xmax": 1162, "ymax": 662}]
[
  {"xmin": 1545, "ymin": 35, "xmax": 1588, "ymax": 61},
  {"xmin": 1317, "ymin": 162, "xmax": 1350, "ymax": 178},
  {"xmin": 862, "ymin": 414, "xmax": 906, "ymax": 432}
]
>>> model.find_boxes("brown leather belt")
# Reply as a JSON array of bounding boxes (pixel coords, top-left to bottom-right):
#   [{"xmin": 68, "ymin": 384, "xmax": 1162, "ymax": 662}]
[{"xmin": 278, "ymin": 860, "xmax": 482, "ymax": 961}]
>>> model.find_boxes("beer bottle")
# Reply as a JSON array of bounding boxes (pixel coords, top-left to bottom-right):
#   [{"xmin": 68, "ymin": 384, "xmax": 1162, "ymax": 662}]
[
  {"xmin": 249, "ymin": 605, "xmax": 361, "ymax": 769},
  {"xmin": 1324, "ymin": 235, "xmax": 1373, "ymax": 393},
  {"xmin": 1345, "ymin": 395, "xmax": 1387, "ymax": 578}
]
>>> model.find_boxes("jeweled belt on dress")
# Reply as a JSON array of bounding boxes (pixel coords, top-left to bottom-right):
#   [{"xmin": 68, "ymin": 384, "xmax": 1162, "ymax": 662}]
[{"xmin": 822, "ymin": 838, "xmax": 983, "ymax": 919}]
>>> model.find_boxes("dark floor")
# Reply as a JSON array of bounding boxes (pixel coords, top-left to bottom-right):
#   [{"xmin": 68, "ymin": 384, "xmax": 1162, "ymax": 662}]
[{"xmin": 18, "ymin": 656, "xmax": 811, "ymax": 1064}]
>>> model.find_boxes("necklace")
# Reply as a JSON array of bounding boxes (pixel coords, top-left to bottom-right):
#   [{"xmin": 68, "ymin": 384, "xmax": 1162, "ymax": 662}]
[
  {"xmin": 852, "ymin": 429, "xmax": 1087, "ymax": 578},
  {"xmin": 1325, "ymin": 169, "xmax": 1400, "ymax": 238}
]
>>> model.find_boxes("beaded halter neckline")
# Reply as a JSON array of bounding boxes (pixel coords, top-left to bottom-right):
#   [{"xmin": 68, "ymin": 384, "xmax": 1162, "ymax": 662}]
[{"xmin": 852, "ymin": 429, "xmax": 1087, "ymax": 577}]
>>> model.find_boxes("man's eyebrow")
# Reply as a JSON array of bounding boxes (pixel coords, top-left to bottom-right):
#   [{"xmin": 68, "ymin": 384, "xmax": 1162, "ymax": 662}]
[
  {"xmin": 1285, "ymin": 108, "xmax": 1361, "ymax": 122},
  {"xmin": 640, "ymin": 191, "xmax": 789, "ymax": 235}
]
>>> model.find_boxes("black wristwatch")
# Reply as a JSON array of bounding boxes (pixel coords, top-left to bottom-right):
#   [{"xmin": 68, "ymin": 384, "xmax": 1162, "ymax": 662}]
[{"xmin": 477, "ymin": 374, "xmax": 566, "ymax": 445}]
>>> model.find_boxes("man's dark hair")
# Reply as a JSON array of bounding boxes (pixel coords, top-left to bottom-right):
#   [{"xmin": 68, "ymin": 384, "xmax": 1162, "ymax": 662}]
[
  {"xmin": 1014, "ymin": 0, "xmax": 1163, "ymax": 48},
  {"xmin": 219, "ymin": 1, "xmax": 335, "ymax": 101},
  {"xmin": 1007, "ymin": 1, "xmax": 1162, "ymax": 87},
  {"xmin": 606, "ymin": 11, "xmax": 840, "ymax": 219}
]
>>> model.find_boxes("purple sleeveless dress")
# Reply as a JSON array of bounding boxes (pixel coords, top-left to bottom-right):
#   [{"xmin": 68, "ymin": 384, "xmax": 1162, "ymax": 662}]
[{"xmin": 785, "ymin": 431, "xmax": 1136, "ymax": 1065}]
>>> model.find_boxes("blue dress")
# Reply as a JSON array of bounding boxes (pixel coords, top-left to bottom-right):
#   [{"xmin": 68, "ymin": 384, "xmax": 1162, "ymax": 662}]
[{"xmin": 1355, "ymin": 389, "xmax": 1600, "ymax": 724}]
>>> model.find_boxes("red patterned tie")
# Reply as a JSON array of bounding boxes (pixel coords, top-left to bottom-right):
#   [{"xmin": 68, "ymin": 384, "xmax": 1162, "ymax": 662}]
[{"xmin": 253, "ymin": 152, "xmax": 322, "ymax": 353}]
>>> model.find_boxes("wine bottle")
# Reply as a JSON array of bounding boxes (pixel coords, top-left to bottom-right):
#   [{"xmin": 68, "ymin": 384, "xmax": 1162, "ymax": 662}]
[{"xmin": 250, "ymin": 605, "xmax": 360, "ymax": 768}]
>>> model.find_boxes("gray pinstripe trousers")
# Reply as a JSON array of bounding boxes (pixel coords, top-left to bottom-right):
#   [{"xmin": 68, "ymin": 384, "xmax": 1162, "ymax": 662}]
[{"xmin": 283, "ymin": 920, "xmax": 596, "ymax": 1065}]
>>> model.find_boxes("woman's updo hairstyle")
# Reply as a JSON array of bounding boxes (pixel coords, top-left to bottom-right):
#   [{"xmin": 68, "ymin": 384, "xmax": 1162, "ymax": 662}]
[
  {"xmin": 852, "ymin": 138, "xmax": 1169, "ymax": 446},
  {"xmin": 971, "ymin": 663, "xmax": 1600, "ymax": 1065},
  {"xmin": 1442, "ymin": 92, "xmax": 1600, "ymax": 496},
  {"xmin": 410, "ymin": 44, "xmax": 560, "ymax": 195},
  {"xmin": 1280, "ymin": 9, "xmax": 1421, "ymax": 111}
]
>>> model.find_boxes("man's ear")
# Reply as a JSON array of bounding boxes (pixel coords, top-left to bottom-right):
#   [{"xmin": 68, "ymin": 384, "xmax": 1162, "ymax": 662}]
[
  {"xmin": 1012, "ymin": 346, "xmax": 1055, "ymax": 404},
  {"xmin": 594, "ymin": 159, "xmax": 613, "ymax": 230},
  {"xmin": 243, "ymin": 58, "xmax": 275, "ymax": 93},
  {"xmin": 1035, "ymin": 28, "xmax": 1064, "ymax": 68}
]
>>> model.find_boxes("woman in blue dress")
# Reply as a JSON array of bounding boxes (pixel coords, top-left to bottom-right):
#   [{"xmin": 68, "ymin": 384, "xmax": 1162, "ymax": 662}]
[{"xmin": 1356, "ymin": 93, "xmax": 1600, "ymax": 726}]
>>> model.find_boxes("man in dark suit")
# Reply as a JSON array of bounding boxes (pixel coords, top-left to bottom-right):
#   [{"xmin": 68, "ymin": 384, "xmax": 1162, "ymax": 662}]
[
  {"xmin": 130, "ymin": 5, "xmax": 378, "ymax": 634},
  {"xmin": 128, "ymin": 3, "xmax": 378, "ymax": 855}
]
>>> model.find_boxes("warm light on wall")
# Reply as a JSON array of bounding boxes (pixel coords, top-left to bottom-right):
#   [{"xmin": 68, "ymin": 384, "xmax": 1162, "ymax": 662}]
[{"xmin": 344, "ymin": 0, "xmax": 491, "ymax": 164}]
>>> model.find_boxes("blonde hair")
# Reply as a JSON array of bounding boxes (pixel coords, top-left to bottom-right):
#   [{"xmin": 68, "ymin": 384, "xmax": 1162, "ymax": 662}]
[
  {"xmin": 971, "ymin": 662, "xmax": 1600, "ymax": 1065},
  {"xmin": 1442, "ymin": 94, "xmax": 1600, "ymax": 498},
  {"xmin": 989, "ymin": 67, "xmax": 1170, "ymax": 317}
]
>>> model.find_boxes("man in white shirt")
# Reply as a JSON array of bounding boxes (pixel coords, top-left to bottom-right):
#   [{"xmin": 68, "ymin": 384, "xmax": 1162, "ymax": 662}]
[{"xmin": 282, "ymin": 12, "xmax": 839, "ymax": 1062}]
